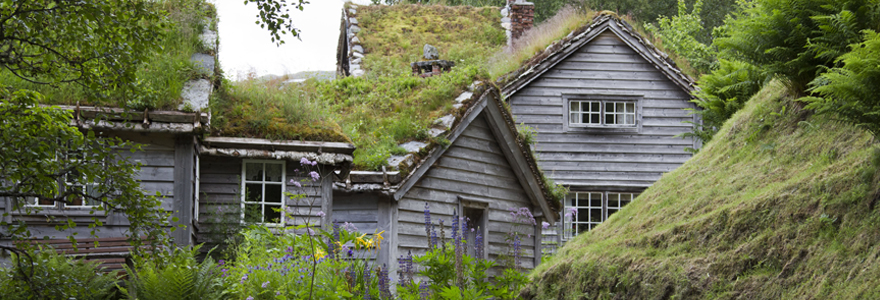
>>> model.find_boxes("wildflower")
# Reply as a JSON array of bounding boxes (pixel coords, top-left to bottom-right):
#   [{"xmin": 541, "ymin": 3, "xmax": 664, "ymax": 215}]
[
  {"xmin": 363, "ymin": 265, "xmax": 372, "ymax": 300},
  {"xmin": 317, "ymin": 211, "xmax": 326, "ymax": 218},
  {"xmin": 292, "ymin": 180, "xmax": 302, "ymax": 188},
  {"xmin": 307, "ymin": 227, "xmax": 316, "ymax": 236},
  {"xmin": 300, "ymin": 157, "xmax": 311, "ymax": 166},
  {"xmin": 262, "ymin": 281, "xmax": 270, "ymax": 288},
  {"xmin": 378, "ymin": 264, "xmax": 391, "ymax": 299},
  {"xmin": 218, "ymin": 259, "xmax": 225, "ymax": 266},
  {"xmin": 542, "ymin": 221, "xmax": 550, "ymax": 229},
  {"xmin": 309, "ymin": 171, "xmax": 320, "ymax": 181},
  {"xmin": 247, "ymin": 297, "xmax": 254, "ymax": 300},
  {"xmin": 343, "ymin": 222, "xmax": 359, "ymax": 232},
  {"xmin": 240, "ymin": 274, "xmax": 248, "ymax": 283},
  {"xmin": 513, "ymin": 234, "xmax": 522, "ymax": 270},
  {"xmin": 373, "ymin": 231, "xmax": 385, "ymax": 250},
  {"xmin": 423, "ymin": 202, "xmax": 432, "ymax": 248},
  {"xmin": 474, "ymin": 227, "xmax": 484, "ymax": 259},
  {"xmin": 419, "ymin": 280, "xmax": 430, "ymax": 300},
  {"xmin": 276, "ymin": 291, "xmax": 282, "ymax": 296}
]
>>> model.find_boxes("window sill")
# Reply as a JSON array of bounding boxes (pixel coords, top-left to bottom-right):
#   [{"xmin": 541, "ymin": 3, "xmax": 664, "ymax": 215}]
[{"xmin": 566, "ymin": 125, "xmax": 639, "ymax": 134}]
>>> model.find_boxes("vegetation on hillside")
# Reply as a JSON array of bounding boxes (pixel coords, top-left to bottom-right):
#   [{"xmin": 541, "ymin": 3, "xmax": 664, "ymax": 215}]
[{"xmin": 525, "ymin": 81, "xmax": 880, "ymax": 299}]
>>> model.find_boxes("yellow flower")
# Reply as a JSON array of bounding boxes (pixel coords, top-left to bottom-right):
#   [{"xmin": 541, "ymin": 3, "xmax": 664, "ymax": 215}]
[
  {"xmin": 373, "ymin": 231, "xmax": 385, "ymax": 250},
  {"xmin": 355, "ymin": 233, "xmax": 369, "ymax": 249},
  {"xmin": 314, "ymin": 248, "xmax": 326, "ymax": 261}
]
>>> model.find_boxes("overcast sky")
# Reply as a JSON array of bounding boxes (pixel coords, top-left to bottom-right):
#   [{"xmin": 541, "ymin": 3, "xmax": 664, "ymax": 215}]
[{"xmin": 215, "ymin": 0, "xmax": 368, "ymax": 80}]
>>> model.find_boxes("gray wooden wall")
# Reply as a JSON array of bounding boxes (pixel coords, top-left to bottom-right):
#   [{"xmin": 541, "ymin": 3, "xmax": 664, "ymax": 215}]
[
  {"xmin": 394, "ymin": 114, "xmax": 540, "ymax": 274},
  {"xmin": 195, "ymin": 156, "xmax": 330, "ymax": 248},
  {"xmin": 0, "ymin": 141, "xmax": 178, "ymax": 242},
  {"xmin": 509, "ymin": 30, "xmax": 695, "ymax": 189}
]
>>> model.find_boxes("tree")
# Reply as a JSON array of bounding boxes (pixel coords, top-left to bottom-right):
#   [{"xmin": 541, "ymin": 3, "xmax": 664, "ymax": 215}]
[
  {"xmin": 245, "ymin": 0, "xmax": 309, "ymax": 46},
  {"xmin": 0, "ymin": 0, "xmax": 164, "ymax": 99}
]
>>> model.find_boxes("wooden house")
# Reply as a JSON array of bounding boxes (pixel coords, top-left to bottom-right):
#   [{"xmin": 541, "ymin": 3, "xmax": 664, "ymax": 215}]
[{"xmin": 499, "ymin": 12, "xmax": 699, "ymax": 243}]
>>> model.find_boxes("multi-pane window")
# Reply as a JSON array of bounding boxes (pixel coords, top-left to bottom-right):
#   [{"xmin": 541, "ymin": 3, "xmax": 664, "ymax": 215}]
[
  {"xmin": 563, "ymin": 191, "xmax": 637, "ymax": 239},
  {"xmin": 26, "ymin": 149, "xmax": 101, "ymax": 208},
  {"xmin": 242, "ymin": 161, "xmax": 285, "ymax": 224},
  {"xmin": 569, "ymin": 100, "xmax": 636, "ymax": 127}
]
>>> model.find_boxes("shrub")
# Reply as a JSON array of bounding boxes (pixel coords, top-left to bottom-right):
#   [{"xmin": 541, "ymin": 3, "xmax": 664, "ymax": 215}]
[
  {"xmin": 0, "ymin": 248, "xmax": 119, "ymax": 300},
  {"xmin": 803, "ymin": 30, "xmax": 880, "ymax": 138},
  {"xmin": 122, "ymin": 245, "xmax": 224, "ymax": 300}
]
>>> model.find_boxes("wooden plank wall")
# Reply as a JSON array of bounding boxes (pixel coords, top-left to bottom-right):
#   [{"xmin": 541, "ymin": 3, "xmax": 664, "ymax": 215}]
[
  {"xmin": 195, "ymin": 157, "xmax": 328, "ymax": 248},
  {"xmin": 396, "ymin": 115, "xmax": 540, "ymax": 274},
  {"xmin": 509, "ymin": 31, "xmax": 695, "ymax": 189},
  {"xmin": 0, "ymin": 143, "xmax": 177, "ymax": 241}
]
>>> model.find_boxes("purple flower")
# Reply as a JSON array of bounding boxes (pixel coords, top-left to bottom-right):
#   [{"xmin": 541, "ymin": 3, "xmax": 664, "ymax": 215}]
[
  {"xmin": 247, "ymin": 297, "xmax": 254, "ymax": 300},
  {"xmin": 424, "ymin": 202, "xmax": 432, "ymax": 249},
  {"xmin": 262, "ymin": 281, "xmax": 270, "ymax": 288},
  {"xmin": 419, "ymin": 280, "xmax": 430, "ymax": 300},
  {"xmin": 300, "ymin": 157, "xmax": 311, "ymax": 166},
  {"xmin": 474, "ymin": 228, "xmax": 484, "ymax": 259},
  {"xmin": 218, "ymin": 259, "xmax": 225, "ymax": 266},
  {"xmin": 307, "ymin": 228, "xmax": 315, "ymax": 236},
  {"xmin": 542, "ymin": 221, "xmax": 550, "ymax": 229},
  {"xmin": 240, "ymin": 274, "xmax": 248, "ymax": 283},
  {"xmin": 309, "ymin": 171, "xmax": 320, "ymax": 181},
  {"xmin": 292, "ymin": 180, "xmax": 302, "ymax": 188},
  {"xmin": 343, "ymin": 222, "xmax": 359, "ymax": 232},
  {"xmin": 513, "ymin": 235, "xmax": 522, "ymax": 269},
  {"xmin": 317, "ymin": 211, "xmax": 326, "ymax": 218},
  {"xmin": 565, "ymin": 207, "xmax": 578, "ymax": 218},
  {"xmin": 276, "ymin": 291, "xmax": 281, "ymax": 295}
]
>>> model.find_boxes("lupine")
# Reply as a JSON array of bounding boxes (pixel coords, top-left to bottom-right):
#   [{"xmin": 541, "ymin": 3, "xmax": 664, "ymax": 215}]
[
  {"xmin": 439, "ymin": 219, "xmax": 446, "ymax": 247},
  {"xmin": 452, "ymin": 211, "xmax": 463, "ymax": 288},
  {"xmin": 397, "ymin": 255, "xmax": 409, "ymax": 288},
  {"xmin": 419, "ymin": 281, "xmax": 430, "ymax": 300},
  {"xmin": 363, "ymin": 265, "xmax": 372, "ymax": 300},
  {"xmin": 405, "ymin": 250, "xmax": 414, "ymax": 282},
  {"xmin": 378, "ymin": 264, "xmax": 391, "ymax": 299},
  {"xmin": 430, "ymin": 224, "xmax": 438, "ymax": 249},
  {"xmin": 451, "ymin": 210, "xmax": 459, "ymax": 247},
  {"xmin": 424, "ymin": 202, "xmax": 432, "ymax": 249}
]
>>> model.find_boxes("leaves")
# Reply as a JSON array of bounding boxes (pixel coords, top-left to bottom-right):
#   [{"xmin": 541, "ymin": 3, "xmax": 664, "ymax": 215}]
[{"xmin": 244, "ymin": 0, "xmax": 308, "ymax": 46}]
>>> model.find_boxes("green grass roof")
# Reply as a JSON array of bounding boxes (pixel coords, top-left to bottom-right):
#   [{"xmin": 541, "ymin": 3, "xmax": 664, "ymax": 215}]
[{"xmin": 525, "ymin": 81, "xmax": 880, "ymax": 298}]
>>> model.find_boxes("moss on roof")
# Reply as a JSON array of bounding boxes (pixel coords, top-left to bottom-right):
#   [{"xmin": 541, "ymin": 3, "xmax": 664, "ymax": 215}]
[{"xmin": 2, "ymin": 0, "xmax": 215, "ymax": 111}]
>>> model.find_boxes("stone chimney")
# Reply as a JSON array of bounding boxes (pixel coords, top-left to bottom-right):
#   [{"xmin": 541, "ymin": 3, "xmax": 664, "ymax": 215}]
[{"xmin": 509, "ymin": 0, "xmax": 534, "ymax": 40}]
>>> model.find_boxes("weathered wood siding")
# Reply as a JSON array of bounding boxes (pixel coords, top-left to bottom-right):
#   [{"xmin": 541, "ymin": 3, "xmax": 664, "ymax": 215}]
[
  {"xmin": 1, "ymin": 143, "xmax": 177, "ymax": 241},
  {"xmin": 396, "ymin": 114, "xmax": 540, "ymax": 272},
  {"xmin": 333, "ymin": 192, "xmax": 379, "ymax": 234},
  {"xmin": 195, "ymin": 157, "xmax": 329, "ymax": 247},
  {"xmin": 509, "ymin": 30, "xmax": 695, "ymax": 188}
]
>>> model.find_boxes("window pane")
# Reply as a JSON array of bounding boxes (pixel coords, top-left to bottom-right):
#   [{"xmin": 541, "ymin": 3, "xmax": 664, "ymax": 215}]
[
  {"xmin": 265, "ymin": 163, "xmax": 282, "ymax": 182},
  {"xmin": 607, "ymin": 114, "xmax": 617, "ymax": 124},
  {"xmin": 246, "ymin": 163, "xmax": 263, "ymax": 181},
  {"xmin": 244, "ymin": 204, "xmax": 262, "ymax": 223},
  {"xmin": 616, "ymin": 102, "xmax": 625, "ymax": 112},
  {"xmin": 264, "ymin": 204, "xmax": 282, "ymax": 223},
  {"xmin": 36, "ymin": 197, "xmax": 54, "ymax": 206},
  {"xmin": 608, "ymin": 208, "xmax": 619, "ymax": 217},
  {"xmin": 577, "ymin": 223, "xmax": 589, "ymax": 235},
  {"xmin": 245, "ymin": 183, "xmax": 263, "ymax": 203},
  {"xmin": 590, "ymin": 197, "xmax": 602, "ymax": 207},
  {"xmin": 626, "ymin": 115, "xmax": 635, "ymax": 125},
  {"xmin": 265, "ymin": 184, "xmax": 282, "ymax": 203},
  {"xmin": 626, "ymin": 103, "xmax": 635, "ymax": 113},
  {"xmin": 589, "ymin": 208, "xmax": 602, "ymax": 222},
  {"xmin": 571, "ymin": 101, "xmax": 580, "ymax": 112},
  {"xmin": 590, "ymin": 113, "xmax": 600, "ymax": 124},
  {"xmin": 86, "ymin": 184, "xmax": 101, "ymax": 206},
  {"xmin": 577, "ymin": 208, "xmax": 588, "ymax": 222},
  {"xmin": 67, "ymin": 185, "xmax": 84, "ymax": 206},
  {"xmin": 590, "ymin": 102, "xmax": 600, "ymax": 112},
  {"xmin": 570, "ymin": 113, "xmax": 578, "ymax": 123}
]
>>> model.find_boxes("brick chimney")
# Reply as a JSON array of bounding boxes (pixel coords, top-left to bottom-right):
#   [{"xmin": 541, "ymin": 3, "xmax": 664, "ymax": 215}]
[{"xmin": 509, "ymin": 0, "xmax": 534, "ymax": 40}]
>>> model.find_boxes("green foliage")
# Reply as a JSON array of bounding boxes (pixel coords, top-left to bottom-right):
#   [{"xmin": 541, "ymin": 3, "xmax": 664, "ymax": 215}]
[
  {"xmin": 644, "ymin": 0, "xmax": 717, "ymax": 74},
  {"xmin": 122, "ymin": 245, "xmax": 224, "ymax": 300},
  {"xmin": 245, "ymin": 0, "xmax": 308, "ymax": 45},
  {"xmin": 803, "ymin": 30, "xmax": 880, "ymax": 138},
  {"xmin": 0, "ymin": 86, "xmax": 170, "ymax": 248},
  {"xmin": 0, "ymin": 248, "xmax": 118, "ymax": 300},
  {"xmin": 583, "ymin": 0, "xmax": 738, "ymax": 42},
  {"xmin": 684, "ymin": 59, "xmax": 766, "ymax": 145},
  {"xmin": 714, "ymin": 0, "xmax": 880, "ymax": 94},
  {"xmin": 0, "ymin": 0, "xmax": 214, "ymax": 110}
]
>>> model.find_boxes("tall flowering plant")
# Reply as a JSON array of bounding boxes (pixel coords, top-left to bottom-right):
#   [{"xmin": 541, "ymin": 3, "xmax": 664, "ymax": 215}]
[{"xmin": 221, "ymin": 157, "xmax": 386, "ymax": 300}]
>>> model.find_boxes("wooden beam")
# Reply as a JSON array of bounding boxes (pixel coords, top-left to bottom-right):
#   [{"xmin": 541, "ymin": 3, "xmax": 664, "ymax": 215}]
[
  {"xmin": 202, "ymin": 136, "xmax": 355, "ymax": 154},
  {"xmin": 172, "ymin": 136, "xmax": 195, "ymax": 247}
]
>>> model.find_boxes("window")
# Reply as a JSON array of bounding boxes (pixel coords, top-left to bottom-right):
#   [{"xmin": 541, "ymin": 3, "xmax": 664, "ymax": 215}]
[
  {"xmin": 241, "ymin": 160, "xmax": 285, "ymax": 224},
  {"xmin": 563, "ymin": 191, "xmax": 637, "ymax": 239},
  {"xmin": 569, "ymin": 100, "xmax": 636, "ymax": 126},
  {"xmin": 26, "ymin": 148, "xmax": 101, "ymax": 209},
  {"xmin": 563, "ymin": 95, "xmax": 641, "ymax": 132}
]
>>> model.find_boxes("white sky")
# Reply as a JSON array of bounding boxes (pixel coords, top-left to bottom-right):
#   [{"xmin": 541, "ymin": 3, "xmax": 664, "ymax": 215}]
[{"xmin": 215, "ymin": 0, "xmax": 369, "ymax": 80}]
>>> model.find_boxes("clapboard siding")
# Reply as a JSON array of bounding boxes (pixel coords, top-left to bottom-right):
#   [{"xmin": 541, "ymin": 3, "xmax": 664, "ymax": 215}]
[
  {"xmin": 333, "ymin": 193, "xmax": 379, "ymax": 234},
  {"xmin": 509, "ymin": 30, "xmax": 695, "ymax": 189},
  {"xmin": 195, "ymin": 157, "xmax": 328, "ymax": 246},
  {"xmin": 396, "ymin": 115, "xmax": 540, "ymax": 273}
]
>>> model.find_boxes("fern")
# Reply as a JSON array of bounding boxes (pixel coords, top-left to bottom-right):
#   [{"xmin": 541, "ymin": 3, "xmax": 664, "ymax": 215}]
[{"xmin": 122, "ymin": 245, "xmax": 224, "ymax": 300}]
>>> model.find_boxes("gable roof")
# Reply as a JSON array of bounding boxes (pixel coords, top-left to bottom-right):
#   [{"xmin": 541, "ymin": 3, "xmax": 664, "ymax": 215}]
[
  {"xmin": 500, "ymin": 12, "xmax": 697, "ymax": 98},
  {"xmin": 392, "ymin": 87, "xmax": 559, "ymax": 223}
]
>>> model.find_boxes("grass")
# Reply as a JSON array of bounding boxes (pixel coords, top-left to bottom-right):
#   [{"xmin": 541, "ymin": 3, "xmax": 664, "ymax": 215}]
[
  {"xmin": 0, "ymin": 0, "xmax": 213, "ymax": 110},
  {"xmin": 525, "ymin": 81, "xmax": 880, "ymax": 299},
  {"xmin": 210, "ymin": 77, "xmax": 349, "ymax": 143}
]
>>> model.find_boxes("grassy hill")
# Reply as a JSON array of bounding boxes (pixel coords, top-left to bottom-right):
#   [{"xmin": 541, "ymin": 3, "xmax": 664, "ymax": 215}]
[{"xmin": 525, "ymin": 81, "xmax": 880, "ymax": 299}]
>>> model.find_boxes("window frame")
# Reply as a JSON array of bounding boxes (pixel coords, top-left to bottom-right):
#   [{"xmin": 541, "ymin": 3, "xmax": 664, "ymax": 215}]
[
  {"xmin": 563, "ymin": 94, "xmax": 643, "ymax": 133},
  {"xmin": 562, "ymin": 191, "xmax": 638, "ymax": 240},
  {"xmin": 25, "ymin": 147, "xmax": 103, "ymax": 210},
  {"xmin": 240, "ymin": 159, "xmax": 287, "ymax": 226}
]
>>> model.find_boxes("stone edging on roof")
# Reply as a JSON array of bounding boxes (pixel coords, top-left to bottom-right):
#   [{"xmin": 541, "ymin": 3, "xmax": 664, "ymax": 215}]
[{"xmin": 342, "ymin": 3, "xmax": 365, "ymax": 77}]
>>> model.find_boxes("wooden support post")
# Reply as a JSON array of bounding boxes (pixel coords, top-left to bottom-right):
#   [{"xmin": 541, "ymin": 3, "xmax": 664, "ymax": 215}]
[
  {"xmin": 321, "ymin": 170, "xmax": 334, "ymax": 230},
  {"xmin": 377, "ymin": 197, "xmax": 392, "ymax": 269},
  {"xmin": 534, "ymin": 215, "xmax": 542, "ymax": 267},
  {"xmin": 172, "ymin": 136, "xmax": 195, "ymax": 247}
]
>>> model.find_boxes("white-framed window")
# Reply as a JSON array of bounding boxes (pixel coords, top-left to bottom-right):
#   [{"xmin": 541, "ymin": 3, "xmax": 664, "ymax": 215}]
[
  {"xmin": 25, "ymin": 148, "xmax": 102, "ymax": 209},
  {"xmin": 241, "ymin": 160, "xmax": 285, "ymax": 225},
  {"xmin": 569, "ymin": 100, "xmax": 636, "ymax": 127},
  {"xmin": 563, "ymin": 191, "xmax": 637, "ymax": 239}
]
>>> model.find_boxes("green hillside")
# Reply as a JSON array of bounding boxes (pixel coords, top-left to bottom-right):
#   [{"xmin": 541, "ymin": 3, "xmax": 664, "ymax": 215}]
[{"xmin": 525, "ymin": 81, "xmax": 880, "ymax": 299}]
